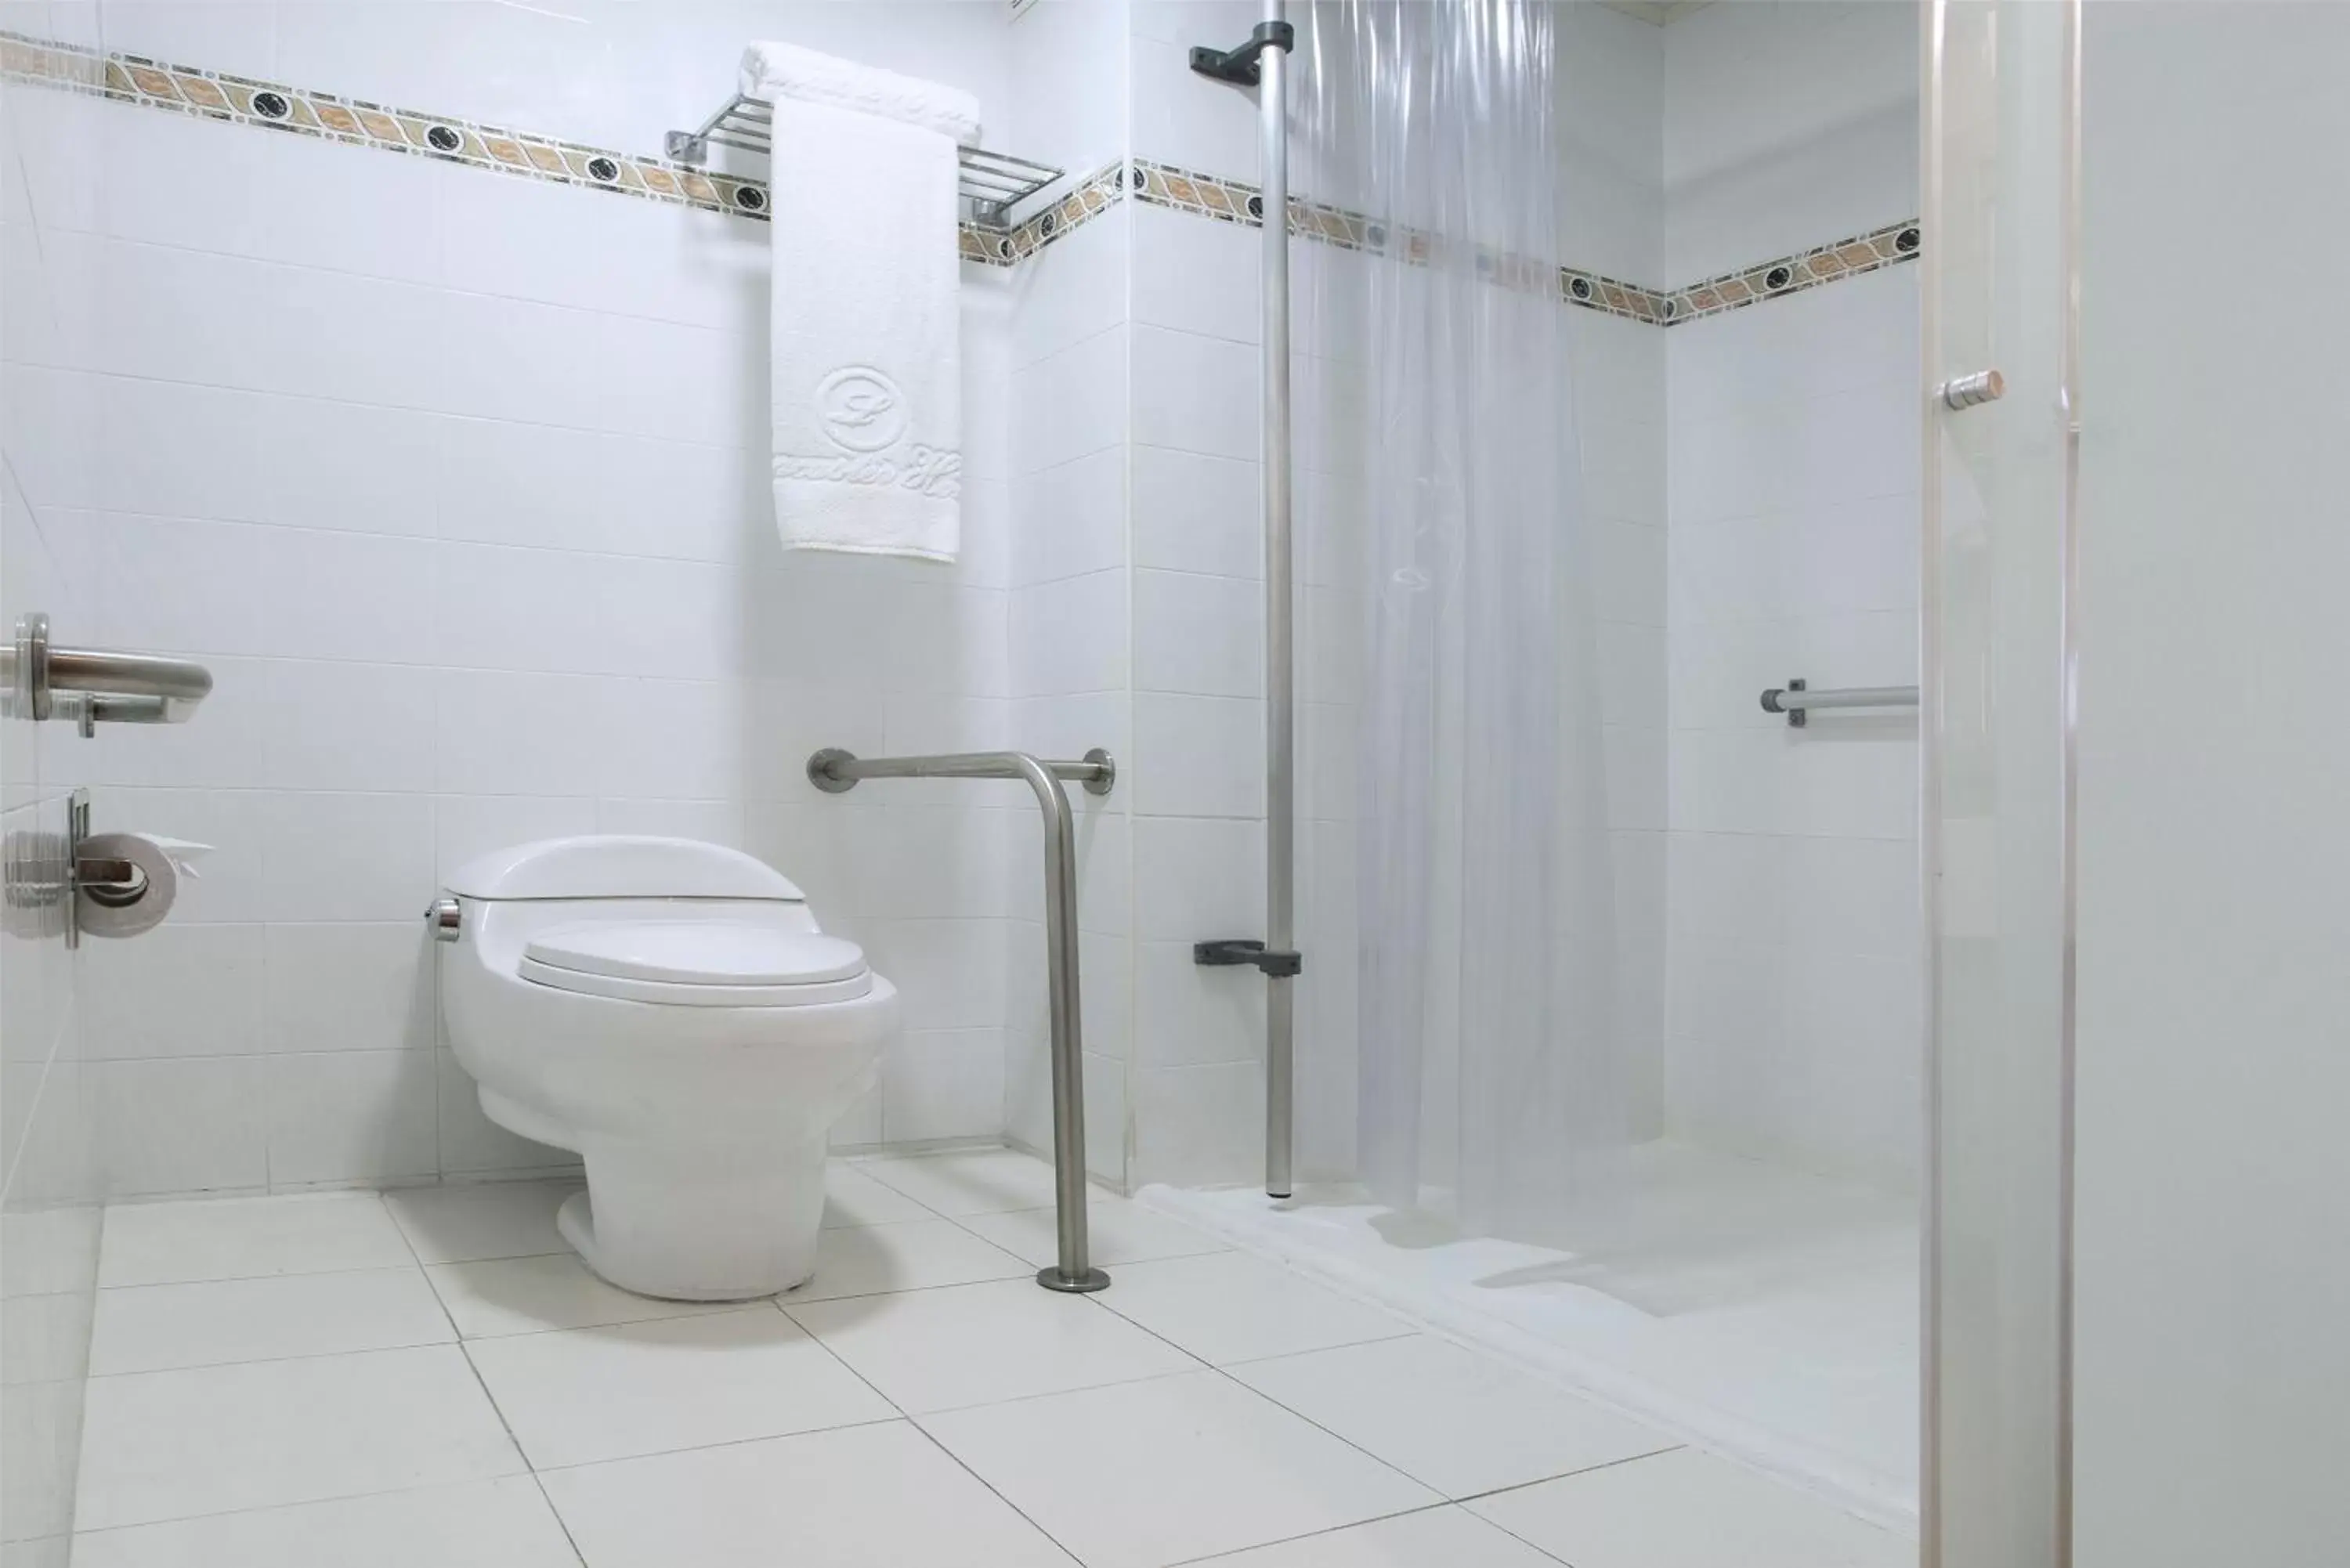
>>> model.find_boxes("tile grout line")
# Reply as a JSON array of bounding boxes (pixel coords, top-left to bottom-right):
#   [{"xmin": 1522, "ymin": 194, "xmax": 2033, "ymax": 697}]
[{"xmin": 372, "ymin": 1184, "xmax": 579, "ymax": 1563}]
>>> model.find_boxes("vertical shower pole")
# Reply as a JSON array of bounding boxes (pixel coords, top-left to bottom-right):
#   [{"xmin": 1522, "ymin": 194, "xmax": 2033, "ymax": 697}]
[
  {"xmin": 1189, "ymin": 9, "xmax": 1300, "ymax": 1200},
  {"xmin": 1258, "ymin": 3, "xmax": 1296, "ymax": 1202}
]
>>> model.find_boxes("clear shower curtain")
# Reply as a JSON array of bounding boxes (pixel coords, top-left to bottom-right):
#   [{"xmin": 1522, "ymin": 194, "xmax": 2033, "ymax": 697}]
[{"xmin": 1296, "ymin": 0, "xmax": 1627, "ymax": 1242}]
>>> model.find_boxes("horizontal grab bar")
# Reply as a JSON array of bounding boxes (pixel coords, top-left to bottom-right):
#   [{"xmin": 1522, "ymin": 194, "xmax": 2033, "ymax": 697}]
[
  {"xmin": 4, "ymin": 615, "xmax": 214, "ymax": 731},
  {"xmin": 807, "ymin": 748, "xmax": 1115, "ymax": 797},
  {"xmin": 0, "ymin": 645, "xmax": 214, "ymax": 703},
  {"xmin": 1759, "ymin": 681, "xmax": 1919, "ymax": 728}
]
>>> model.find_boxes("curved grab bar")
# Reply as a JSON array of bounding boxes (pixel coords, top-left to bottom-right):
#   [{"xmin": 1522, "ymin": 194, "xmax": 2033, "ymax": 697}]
[{"xmin": 806, "ymin": 747, "xmax": 1115, "ymax": 1294}]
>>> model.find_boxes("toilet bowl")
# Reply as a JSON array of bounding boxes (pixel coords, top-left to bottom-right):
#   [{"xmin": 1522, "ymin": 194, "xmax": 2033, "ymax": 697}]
[{"xmin": 436, "ymin": 836, "xmax": 896, "ymax": 1301}]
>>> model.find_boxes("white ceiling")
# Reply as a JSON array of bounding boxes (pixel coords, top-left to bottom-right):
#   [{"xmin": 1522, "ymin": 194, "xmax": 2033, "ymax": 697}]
[{"xmin": 1596, "ymin": 1, "xmax": 1716, "ymax": 24}]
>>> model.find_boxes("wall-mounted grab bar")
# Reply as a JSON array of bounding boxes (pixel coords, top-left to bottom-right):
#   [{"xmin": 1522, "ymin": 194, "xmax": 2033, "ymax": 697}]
[
  {"xmin": 807, "ymin": 746, "xmax": 1115, "ymax": 1294},
  {"xmin": 1759, "ymin": 679, "xmax": 1922, "ymax": 728},
  {"xmin": 2, "ymin": 613, "xmax": 213, "ymax": 731}
]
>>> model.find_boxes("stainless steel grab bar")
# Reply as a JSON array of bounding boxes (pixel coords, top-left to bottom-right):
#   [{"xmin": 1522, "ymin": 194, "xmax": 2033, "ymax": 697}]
[
  {"xmin": 806, "ymin": 747, "xmax": 1115, "ymax": 1294},
  {"xmin": 1759, "ymin": 679, "xmax": 1921, "ymax": 728},
  {"xmin": 3, "ymin": 614, "xmax": 213, "ymax": 728}
]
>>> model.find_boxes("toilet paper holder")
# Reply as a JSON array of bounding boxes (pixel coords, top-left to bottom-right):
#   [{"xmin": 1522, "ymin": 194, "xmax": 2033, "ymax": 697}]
[
  {"xmin": 62, "ymin": 793, "xmax": 150, "ymax": 946},
  {"xmin": 75, "ymin": 855, "xmax": 149, "ymax": 906}
]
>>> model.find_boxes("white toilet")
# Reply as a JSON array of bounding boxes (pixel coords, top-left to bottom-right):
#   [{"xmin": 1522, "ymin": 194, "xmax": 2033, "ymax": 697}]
[{"xmin": 436, "ymin": 836, "xmax": 896, "ymax": 1301}]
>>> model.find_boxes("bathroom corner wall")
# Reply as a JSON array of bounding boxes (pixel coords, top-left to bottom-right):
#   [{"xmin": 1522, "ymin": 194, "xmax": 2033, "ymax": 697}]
[
  {"xmin": 1659, "ymin": 0, "xmax": 1925, "ymax": 1187},
  {"xmin": 1003, "ymin": 0, "xmax": 1134, "ymax": 1186},
  {"xmin": 2, "ymin": 7, "xmax": 107, "ymax": 1552},
  {"xmin": 0, "ymin": 2, "xmax": 1020, "ymax": 1198},
  {"xmin": 1120, "ymin": 1, "xmax": 1275, "ymax": 1189},
  {"xmin": 1563, "ymin": 2, "xmax": 1672, "ymax": 1147}
]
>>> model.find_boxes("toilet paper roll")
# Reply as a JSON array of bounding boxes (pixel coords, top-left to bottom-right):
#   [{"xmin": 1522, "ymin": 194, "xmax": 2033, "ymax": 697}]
[{"xmin": 74, "ymin": 832, "xmax": 211, "ymax": 940}]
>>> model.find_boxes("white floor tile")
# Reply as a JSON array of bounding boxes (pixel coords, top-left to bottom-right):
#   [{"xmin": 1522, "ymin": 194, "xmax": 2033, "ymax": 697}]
[
  {"xmin": 1096, "ymin": 1252, "xmax": 1415, "ymax": 1366},
  {"xmin": 921, "ymin": 1371, "xmax": 1437, "ymax": 1568},
  {"xmin": 541, "ymin": 1420, "xmax": 1074, "ymax": 1568},
  {"xmin": 1465, "ymin": 1447, "xmax": 1911, "ymax": 1568},
  {"xmin": 69, "ymin": 1476, "xmax": 580, "ymax": 1568},
  {"xmin": 1231, "ymin": 1335, "xmax": 1678, "ymax": 1499},
  {"xmin": 956, "ymin": 1197, "xmax": 1229, "ymax": 1269},
  {"xmin": 75, "ymin": 1345, "xmax": 524, "ymax": 1531},
  {"xmin": 383, "ymin": 1180, "xmax": 579, "ymax": 1264},
  {"xmin": 1188, "ymin": 1506, "xmax": 1562, "ymax": 1566},
  {"xmin": 89, "ymin": 1268, "xmax": 454, "ymax": 1375},
  {"xmin": 428, "ymin": 1253, "xmax": 739, "ymax": 1339},
  {"xmin": 786, "ymin": 1278, "xmax": 1198, "ymax": 1414},
  {"xmin": 465, "ymin": 1306, "xmax": 894, "ymax": 1469},
  {"xmin": 822, "ymin": 1162, "xmax": 935, "ymax": 1228},
  {"xmin": 859, "ymin": 1147, "xmax": 1065, "ymax": 1216},
  {"xmin": 96, "ymin": 1194, "xmax": 412, "ymax": 1287},
  {"xmin": 783, "ymin": 1218, "xmax": 1030, "ymax": 1303}
]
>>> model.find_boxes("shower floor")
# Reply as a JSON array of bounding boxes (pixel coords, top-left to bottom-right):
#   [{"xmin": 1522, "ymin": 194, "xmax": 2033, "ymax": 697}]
[
  {"xmin": 1143, "ymin": 1140, "xmax": 1921, "ymax": 1534},
  {"xmin": 65, "ymin": 1147, "xmax": 1909, "ymax": 1566}
]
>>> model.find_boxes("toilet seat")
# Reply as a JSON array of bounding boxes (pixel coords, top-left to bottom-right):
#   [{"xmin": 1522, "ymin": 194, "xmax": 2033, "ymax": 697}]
[{"xmin": 519, "ymin": 923, "xmax": 873, "ymax": 1009}]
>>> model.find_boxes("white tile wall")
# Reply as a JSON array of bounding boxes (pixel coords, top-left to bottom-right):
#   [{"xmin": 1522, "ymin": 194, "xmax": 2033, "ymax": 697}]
[
  {"xmin": 5, "ymin": 68, "xmax": 117, "ymax": 1551},
  {"xmin": 3, "ymin": 6, "xmax": 1023, "ymax": 1196},
  {"xmin": 1661, "ymin": 265, "xmax": 1922, "ymax": 1188},
  {"xmin": 1662, "ymin": 1, "xmax": 1920, "ymax": 282}
]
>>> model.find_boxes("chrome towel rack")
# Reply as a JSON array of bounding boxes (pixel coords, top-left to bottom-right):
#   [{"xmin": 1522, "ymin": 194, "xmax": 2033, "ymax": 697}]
[
  {"xmin": 2, "ymin": 614, "xmax": 212, "ymax": 733},
  {"xmin": 666, "ymin": 94, "xmax": 1063, "ymax": 231},
  {"xmin": 1759, "ymin": 678, "xmax": 1921, "ymax": 728},
  {"xmin": 807, "ymin": 747, "xmax": 1115, "ymax": 1294}
]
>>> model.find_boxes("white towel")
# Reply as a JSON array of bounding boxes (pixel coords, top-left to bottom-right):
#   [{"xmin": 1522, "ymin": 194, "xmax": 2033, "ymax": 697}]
[{"xmin": 743, "ymin": 43, "xmax": 979, "ymax": 563}]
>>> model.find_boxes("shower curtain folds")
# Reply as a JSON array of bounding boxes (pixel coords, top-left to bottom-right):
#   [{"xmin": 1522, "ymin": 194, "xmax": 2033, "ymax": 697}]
[{"xmin": 1296, "ymin": 0, "xmax": 1626, "ymax": 1241}]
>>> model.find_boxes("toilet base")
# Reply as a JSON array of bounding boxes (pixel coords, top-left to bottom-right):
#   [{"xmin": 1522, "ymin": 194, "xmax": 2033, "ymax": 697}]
[{"xmin": 555, "ymin": 1138, "xmax": 828, "ymax": 1302}]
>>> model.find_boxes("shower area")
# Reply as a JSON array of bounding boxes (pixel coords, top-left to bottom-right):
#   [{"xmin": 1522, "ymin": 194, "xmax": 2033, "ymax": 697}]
[{"xmin": 1146, "ymin": 0, "xmax": 1927, "ymax": 1524}]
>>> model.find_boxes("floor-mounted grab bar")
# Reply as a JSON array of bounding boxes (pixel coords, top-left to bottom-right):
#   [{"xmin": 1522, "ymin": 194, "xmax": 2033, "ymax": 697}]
[
  {"xmin": 807, "ymin": 746, "xmax": 1115, "ymax": 1294},
  {"xmin": 1759, "ymin": 679, "xmax": 1922, "ymax": 728}
]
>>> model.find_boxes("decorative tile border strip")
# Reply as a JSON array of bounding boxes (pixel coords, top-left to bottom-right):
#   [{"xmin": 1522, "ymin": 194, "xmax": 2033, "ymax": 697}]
[
  {"xmin": 1663, "ymin": 219, "xmax": 1921, "ymax": 324},
  {"xmin": 985, "ymin": 161, "xmax": 1128, "ymax": 263},
  {"xmin": 1127, "ymin": 157, "xmax": 1915, "ymax": 327},
  {"xmin": 2, "ymin": 29, "xmax": 1918, "ymax": 311}
]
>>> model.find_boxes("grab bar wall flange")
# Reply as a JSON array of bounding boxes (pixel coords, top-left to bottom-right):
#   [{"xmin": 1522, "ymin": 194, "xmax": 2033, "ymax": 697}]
[{"xmin": 805, "ymin": 746, "xmax": 1114, "ymax": 1294}]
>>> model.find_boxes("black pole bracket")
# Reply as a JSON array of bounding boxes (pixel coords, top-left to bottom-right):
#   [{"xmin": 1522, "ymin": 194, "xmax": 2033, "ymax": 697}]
[
  {"xmin": 1189, "ymin": 20, "xmax": 1296, "ymax": 88},
  {"xmin": 1194, "ymin": 938, "xmax": 1303, "ymax": 978}
]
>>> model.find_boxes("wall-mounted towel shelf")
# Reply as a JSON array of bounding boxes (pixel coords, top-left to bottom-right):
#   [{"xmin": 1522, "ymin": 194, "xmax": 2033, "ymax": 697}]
[{"xmin": 666, "ymin": 94, "xmax": 1063, "ymax": 231}]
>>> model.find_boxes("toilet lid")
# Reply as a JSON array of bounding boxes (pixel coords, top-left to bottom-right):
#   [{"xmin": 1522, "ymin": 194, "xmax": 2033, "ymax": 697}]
[{"xmin": 524, "ymin": 923, "xmax": 869, "ymax": 988}]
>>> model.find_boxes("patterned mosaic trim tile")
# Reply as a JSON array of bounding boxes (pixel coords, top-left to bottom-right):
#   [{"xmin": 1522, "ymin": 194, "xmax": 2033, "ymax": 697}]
[
  {"xmin": 983, "ymin": 161, "xmax": 1128, "ymax": 263},
  {"xmin": 1559, "ymin": 267, "xmax": 1673, "ymax": 326},
  {"xmin": 1128, "ymin": 157, "xmax": 1918, "ymax": 327},
  {"xmin": 1662, "ymin": 219, "xmax": 1921, "ymax": 324},
  {"xmin": 0, "ymin": 30, "xmax": 1025, "ymax": 263}
]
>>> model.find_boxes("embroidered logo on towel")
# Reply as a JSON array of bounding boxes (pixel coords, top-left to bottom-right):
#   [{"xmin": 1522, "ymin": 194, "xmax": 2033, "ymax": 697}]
[
  {"xmin": 816, "ymin": 367, "xmax": 908, "ymax": 453},
  {"xmin": 776, "ymin": 365, "xmax": 960, "ymax": 500}
]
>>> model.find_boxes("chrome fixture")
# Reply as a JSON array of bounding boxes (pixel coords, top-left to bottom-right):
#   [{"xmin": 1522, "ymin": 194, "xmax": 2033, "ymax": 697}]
[
  {"xmin": 664, "ymin": 94, "xmax": 1064, "ymax": 231},
  {"xmin": 1759, "ymin": 678, "xmax": 1924, "ymax": 728},
  {"xmin": 1191, "ymin": 5, "xmax": 1300, "ymax": 1201},
  {"xmin": 1940, "ymin": 368, "xmax": 2005, "ymax": 410},
  {"xmin": 806, "ymin": 747, "xmax": 1115, "ymax": 1293},
  {"xmin": 425, "ymin": 896, "xmax": 463, "ymax": 943},
  {"xmin": 2, "ymin": 613, "xmax": 213, "ymax": 734}
]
